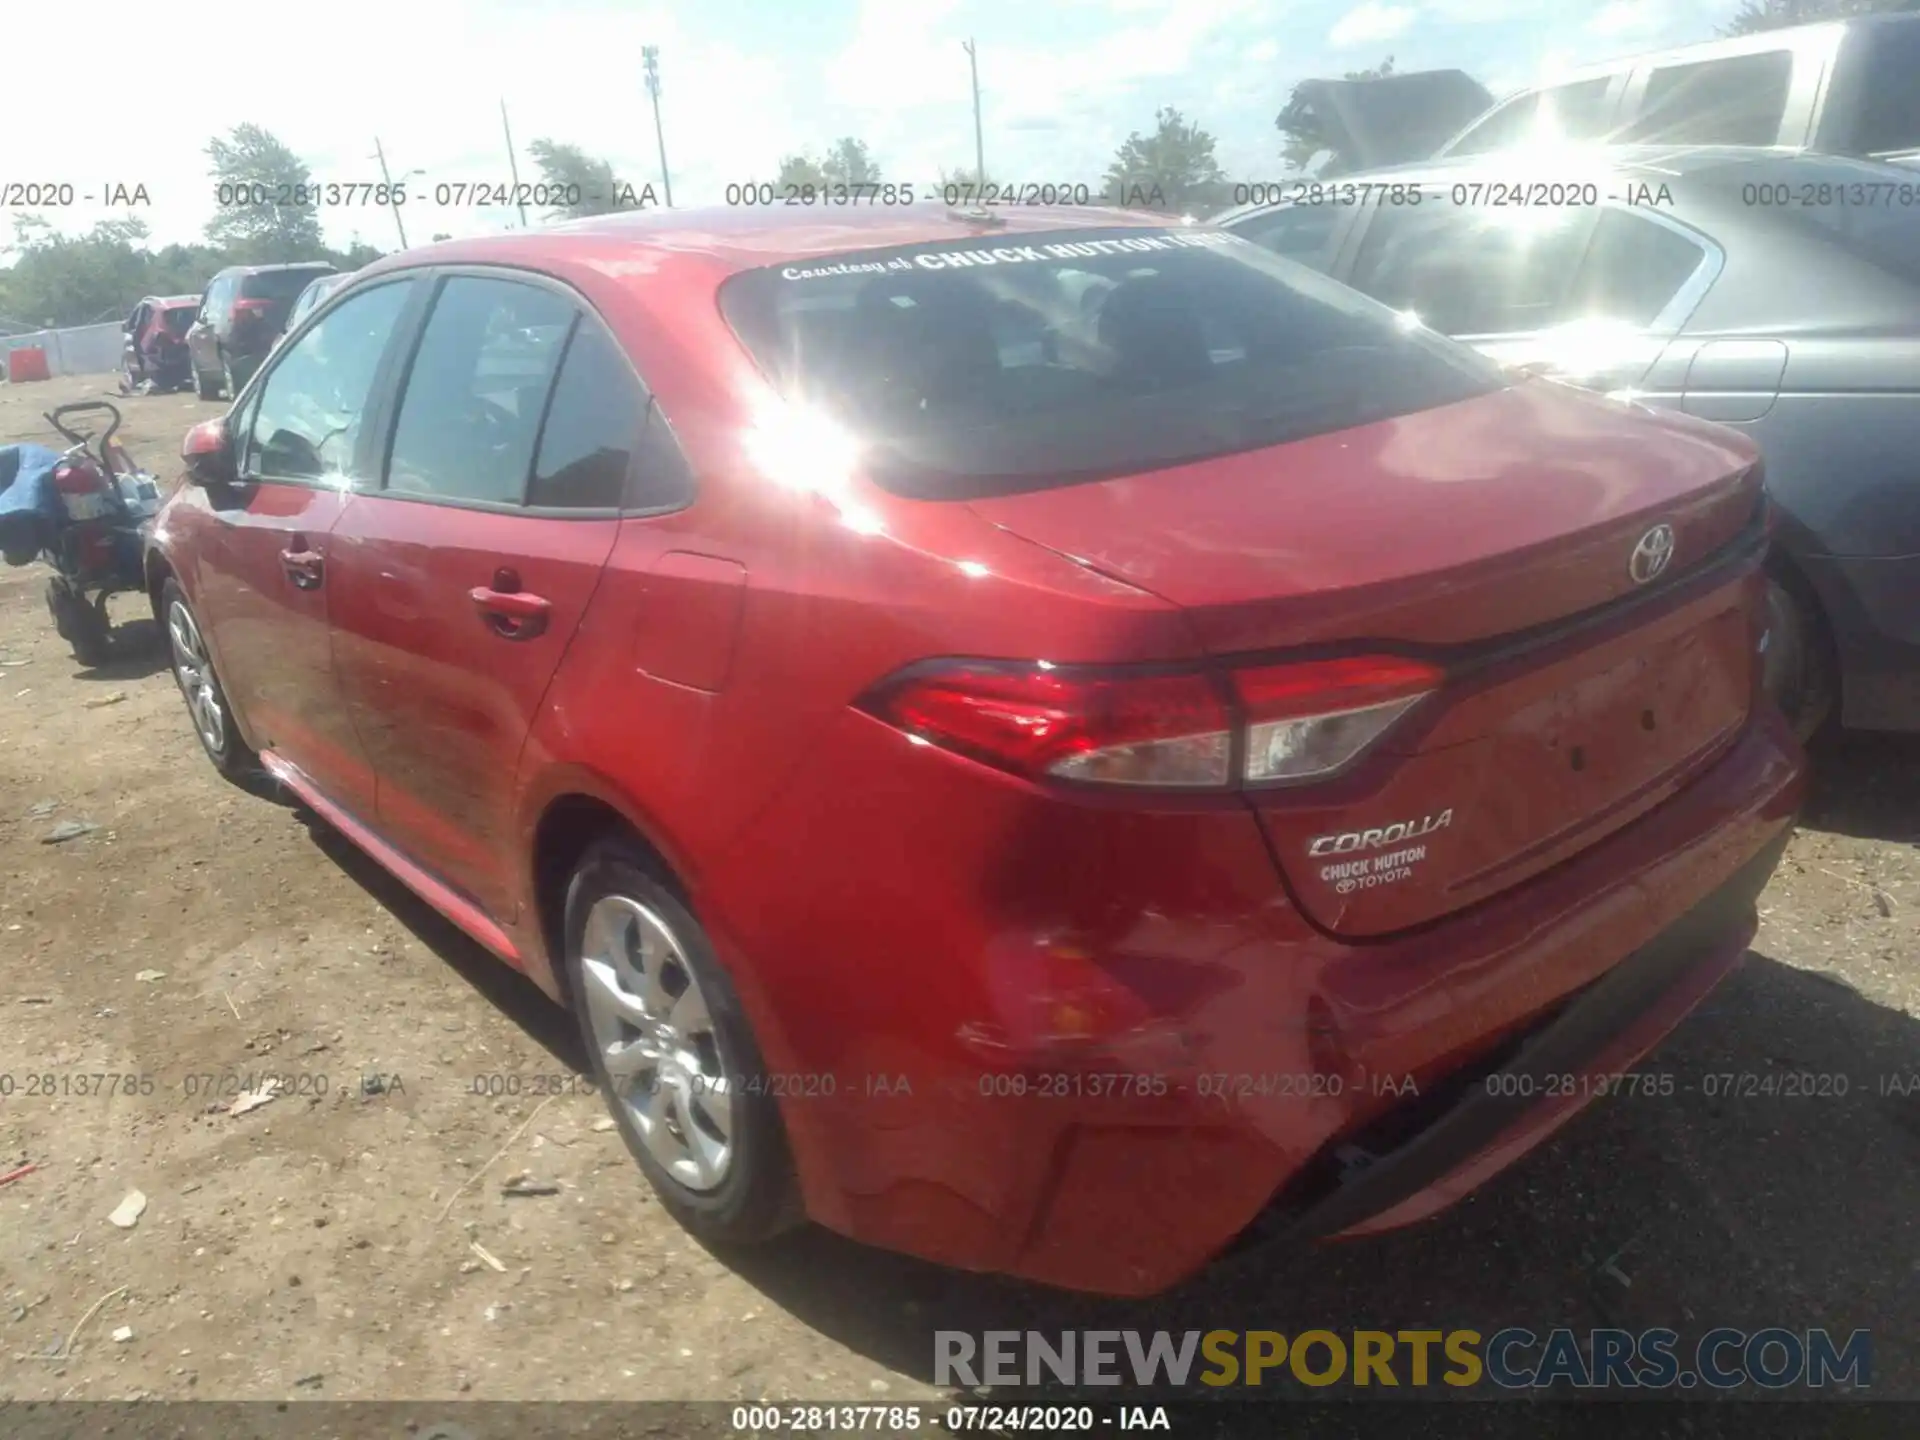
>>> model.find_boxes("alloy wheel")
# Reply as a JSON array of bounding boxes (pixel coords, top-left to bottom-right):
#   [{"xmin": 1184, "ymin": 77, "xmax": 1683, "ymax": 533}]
[
  {"xmin": 167, "ymin": 599, "xmax": 227, "ymax": 755},
  {"xmin": 578, "ymin": 895, "xmax": 734, "ymax": 1191}
]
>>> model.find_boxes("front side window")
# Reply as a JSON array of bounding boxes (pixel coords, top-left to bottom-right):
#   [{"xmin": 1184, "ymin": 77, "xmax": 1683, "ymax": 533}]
[
  {"xmin": 244, "ymin": 280, "xmax": 415, "ymax": 482},
  {"xmin": 1348, "ymin": 204, "xmax": 1594, "ymax": 335},
  {"xmin": 385, "ymin": 276, "xmax": 575, "ymax": 504},
  {"xmin": 1623, "ymin": 51, "xmax": 1793, "ymax": 145},
  {"xmin": 719, "ymin": 226, "xmax": 1504, "ymax": 501}
]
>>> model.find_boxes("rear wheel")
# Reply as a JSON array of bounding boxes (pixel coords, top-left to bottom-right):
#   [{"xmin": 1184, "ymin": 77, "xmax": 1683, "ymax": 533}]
[
  {"xmin": 564, "ymin": 839, "xmax": 801, "ymax": 1245},
  {"xmin": 162, "ymin": 578, "xmax": 255, "ymax": 777},
  {"xmin": 47, "ymin": 581, "xmax": 111, "ymax": 667},
  {"xmin": 1761, "ymin": 570, "xmax": 1836, "ymax": 744}
]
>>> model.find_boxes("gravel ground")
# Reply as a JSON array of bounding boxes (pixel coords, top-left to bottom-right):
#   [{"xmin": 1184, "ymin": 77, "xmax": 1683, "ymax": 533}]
[{"xmin": 0, "ymin": 374, "xmax": 1914, "ymax": 1424}]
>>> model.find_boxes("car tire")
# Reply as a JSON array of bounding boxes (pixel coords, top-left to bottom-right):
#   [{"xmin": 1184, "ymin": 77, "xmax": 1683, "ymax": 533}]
[
  {"xmin": 1762, "ymin": 569, "xmax": 1836, "ymax": 744},
  {"xmin": 195, "ymin": 370, "xmax": 220, "ymax": 401},
  {"xmin": 47, "ymin": 580, "xmax": 111, "ymax": 668},
  {"xmin": 161, "ymin": 578, "xmax": 256, "ymax": 778},
  {"xmin": 563, "ymin": 838, "xmax": 802, "ymax": 1246}
]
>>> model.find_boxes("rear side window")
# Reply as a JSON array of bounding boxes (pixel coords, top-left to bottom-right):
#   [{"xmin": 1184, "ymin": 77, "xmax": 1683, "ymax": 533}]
[
  {"xmin": 1446, "ymin": 94, "xmax": 1541, "ymax": 156},
  {"xmin": 1853, "ymin": 26, "xmax": 1920, "ymax": 154},
  {"xmin": 244, "ymin": 280, "xmax": 415, "ymax": 482},
  {"xmin": 529, "ymin": 321, "xmax": 657, "ymax": 510},
  {"xmin": 1447, "ymin": 78, "xmax": 1614, "ymax": 156},
  {"xmin": 719, "ymin": 226, "xmax": 1502, "ymax": 501},
  {"xmin": 1229, "ymin": 206, "xmax": 1343, "ymax": 272},
  {"xmin": 1568, "ymin": 210, "xmax": 1712, "ymax": 326},
  {"xmin": 386, "ymin": 276, "xmax": 574, "ymax": 503},
  {"xmin": 1347, "ymin": 204, "xmax": 1594, "ymax": 334},
  {"xmin": 1624, "ymin": 51, "xmax": 1793, "ymax": 145}
]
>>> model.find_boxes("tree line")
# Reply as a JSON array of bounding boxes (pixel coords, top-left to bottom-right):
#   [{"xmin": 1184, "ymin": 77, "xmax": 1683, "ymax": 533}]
[{"xmin": 2, "ymin": 0, "xmax": 1902, "ymax": 329}]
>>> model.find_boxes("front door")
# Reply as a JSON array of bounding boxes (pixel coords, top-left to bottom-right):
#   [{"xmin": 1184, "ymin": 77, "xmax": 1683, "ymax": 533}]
[
  {"xmin": 197, "ymin": 276, "xmax": 423, "ymax": 821},
  {"xmin": 326, "ymin": 272, "xmax": 636, "ymax": 920}
]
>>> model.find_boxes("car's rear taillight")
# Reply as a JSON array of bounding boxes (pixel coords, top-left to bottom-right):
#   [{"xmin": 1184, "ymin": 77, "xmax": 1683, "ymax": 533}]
[
  {"xmin": 859, "ymin": 654, "xmax": 1442, "ymax": 790},
  {"xmin": 862, "ymin": 662, "xmax": 1234, "ymax": 788},
  {"xmin": 1235, "ymin": 655, "xmax": 1442, "ymax": 785}
]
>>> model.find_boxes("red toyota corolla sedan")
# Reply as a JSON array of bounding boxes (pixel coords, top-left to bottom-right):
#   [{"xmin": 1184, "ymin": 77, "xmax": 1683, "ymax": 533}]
[{"xmin": 146, "ymin": 204, "xmax": 1804, "ymax": 1296}]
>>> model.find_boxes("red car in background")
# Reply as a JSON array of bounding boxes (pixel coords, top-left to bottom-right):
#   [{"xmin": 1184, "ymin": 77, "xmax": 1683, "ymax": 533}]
[
  {"xmin": 143, "ymin": 206, "xmax": 1803, "ymax": 1296},
  {"xmin": 120, "ymin": 295, "xmax": 200, "ymax": 394}
]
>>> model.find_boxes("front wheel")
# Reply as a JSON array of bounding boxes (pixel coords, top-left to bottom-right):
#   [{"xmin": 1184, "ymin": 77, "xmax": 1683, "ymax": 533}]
[
  {"xmin": 1761, "ymin": 572, "xmax": 1836, "ymax": 743},
  {"xmin": 162, "ymin": 578, "xmax": 256, "ymax": 778},
  {"xmin": 564, "ymin": 839, "xmax": 801, "ymax": 1246}
]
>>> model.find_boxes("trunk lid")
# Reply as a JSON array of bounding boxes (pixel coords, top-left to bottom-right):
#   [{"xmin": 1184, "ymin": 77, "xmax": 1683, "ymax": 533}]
[
  {"xmin": 969, "ymin": 379, "xmax": 1766, "ymax": 935},
  {"xmin": 966, "ymin": 380, "xmax": 1761, "ymax": 652}
]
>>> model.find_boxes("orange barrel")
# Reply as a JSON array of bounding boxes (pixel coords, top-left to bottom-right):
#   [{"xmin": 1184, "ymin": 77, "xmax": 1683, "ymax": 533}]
[{"xmin": 7, "ymin": 347, "xmax": 51, "ymax": 383}]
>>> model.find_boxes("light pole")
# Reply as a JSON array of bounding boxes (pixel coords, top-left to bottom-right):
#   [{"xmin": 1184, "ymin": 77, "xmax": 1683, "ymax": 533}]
[
  {"xmin": 500, "ymin": 99, "xmax": 530, "ymax": 229},
  {"xmin": 643, "ymin": 46, "xmax": 673, "ymax": 208},
  {"xmin": 370, "ymin": 139, "xmax": 423, "ymax": 249},
  {"xmin": 962, "ymin": 39, "xmax": 986, "ymax": 188}
]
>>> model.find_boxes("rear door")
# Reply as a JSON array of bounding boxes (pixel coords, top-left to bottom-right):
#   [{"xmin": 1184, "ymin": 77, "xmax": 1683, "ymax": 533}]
[
  {"xmin": 326, "ymin": 270, "xmax": 627, "ymax": 921},
  {"xmin": 187, "ymin": 277, "xmax": 229, "ymax": 380},
  {"xmin": 189, "ymin": 275, "xmax": 421, "ymax": 822}
]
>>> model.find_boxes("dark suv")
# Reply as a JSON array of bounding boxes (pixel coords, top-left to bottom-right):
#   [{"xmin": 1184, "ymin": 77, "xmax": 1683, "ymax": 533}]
[{"xmin": 187, "ymin": 262, "xmax": 338, "ymax": 399}]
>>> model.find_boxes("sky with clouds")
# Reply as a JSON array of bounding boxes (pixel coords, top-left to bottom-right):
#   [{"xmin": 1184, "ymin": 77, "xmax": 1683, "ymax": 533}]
[{"xmin": 6, "ymin": 0, "xmax": 1746, "ymax": 252}]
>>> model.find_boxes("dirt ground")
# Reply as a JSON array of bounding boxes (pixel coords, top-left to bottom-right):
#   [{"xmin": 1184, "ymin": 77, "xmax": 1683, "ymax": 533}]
[{"xmin": 0, "ymin": 372, "xmax": 1916, "ymax": 1413}]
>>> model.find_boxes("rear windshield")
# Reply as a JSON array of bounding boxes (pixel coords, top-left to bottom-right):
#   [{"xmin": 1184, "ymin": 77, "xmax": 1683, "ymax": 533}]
[
  {"xmin": 719, "ymin": 227, "xmax": 1503, "ymax": 500},
  {"xmin": 161, "ymin": 308, "xmax": 196, "ymax": 335},
  {"xmin": 242, "ymin": 268, "xmax": 336, "ymax": 301}
]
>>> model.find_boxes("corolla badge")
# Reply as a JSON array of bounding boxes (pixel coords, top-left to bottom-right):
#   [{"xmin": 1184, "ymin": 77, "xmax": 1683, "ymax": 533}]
[
  {"xmin": 1308, "ymin": 809, "xmax": 1453, "ymax": 857},
  {"xmin": 1629, "ymin": 524, "xmax": 1676, "ymax": 585}
]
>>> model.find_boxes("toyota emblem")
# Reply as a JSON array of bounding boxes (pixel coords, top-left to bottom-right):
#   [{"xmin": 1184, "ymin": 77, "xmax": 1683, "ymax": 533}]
[{"xmin": 1629, "ymin": 524, "xmax": 1675, "ymax": 585}]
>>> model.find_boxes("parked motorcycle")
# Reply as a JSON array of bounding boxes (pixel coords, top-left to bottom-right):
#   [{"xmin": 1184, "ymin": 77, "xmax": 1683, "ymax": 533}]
[{"xmin": 0, "ymin": 401, "xmax": 163, "ymax": 666}]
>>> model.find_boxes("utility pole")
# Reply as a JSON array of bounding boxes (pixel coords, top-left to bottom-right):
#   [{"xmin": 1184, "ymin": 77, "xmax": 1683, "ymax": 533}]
[
  {"xmin": 372, "ymin": 137, "xmax": 409, "ymax": 250},
  {"xmin": 963, "ymin": 39, "xmax": 986, "ymax": 188},
  {"xmin": 643, "ymin": 46, "xmax": 673, "ymax": 208},
  {"xmin": 500, "ymin": 99, "xmax": 529, "ymax": 229}
]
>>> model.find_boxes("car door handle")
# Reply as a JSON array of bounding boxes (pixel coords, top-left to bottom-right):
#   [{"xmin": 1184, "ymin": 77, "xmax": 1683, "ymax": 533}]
[
  {"xmin": 280, "ymin": 544, "xmax": 324, "ymax": 590},
  {"xmin": 469, "ymin": 584, "xmax": 552, "ymax": 640}
]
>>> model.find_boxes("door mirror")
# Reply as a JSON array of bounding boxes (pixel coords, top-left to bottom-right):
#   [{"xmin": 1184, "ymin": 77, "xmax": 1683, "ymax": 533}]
[{"xmin": 182, "ymin": 418, "xmax": 237, "ymax": 487}]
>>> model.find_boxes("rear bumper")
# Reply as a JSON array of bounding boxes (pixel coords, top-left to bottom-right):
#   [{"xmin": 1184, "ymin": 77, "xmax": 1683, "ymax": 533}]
[
  {"xmin": 1274, "ymin": 821, "xmax": 1788, "ymax": 1246},
  {"xmin": 708, "ymin": 704, "xmax": 1803, "ymax": 1297}
]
